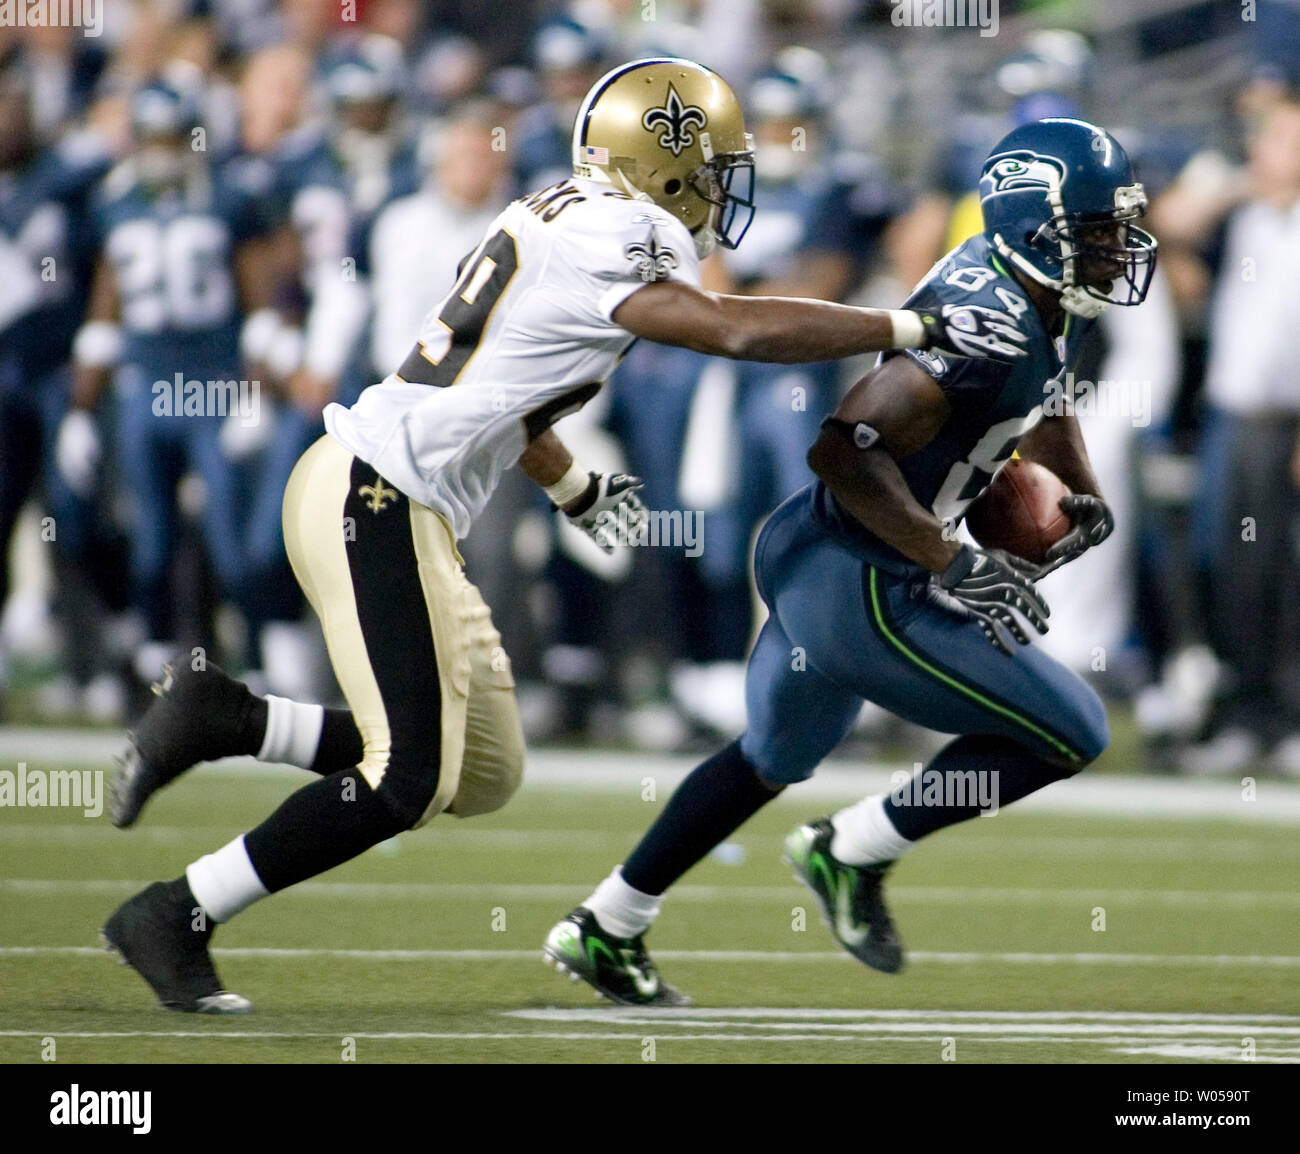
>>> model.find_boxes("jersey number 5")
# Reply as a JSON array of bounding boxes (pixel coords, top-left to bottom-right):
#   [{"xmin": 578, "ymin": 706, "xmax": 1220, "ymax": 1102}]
[{"xmin": 397, "ymin": 229, "xmax": 519, "ymax": 389}]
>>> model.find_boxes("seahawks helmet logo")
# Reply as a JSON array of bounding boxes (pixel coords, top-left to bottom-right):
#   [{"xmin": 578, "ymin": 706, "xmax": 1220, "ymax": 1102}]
[
  {"xmin": 983, "ymin": 151, "xmax": 1067, "ymax": 195},
  {"xmin": 642, "ymin": 84, "xmax": 707, "ymax": 157},
  {"xmin": 624, "ymin": 230, "xmax": 679, "ymax": 283}
]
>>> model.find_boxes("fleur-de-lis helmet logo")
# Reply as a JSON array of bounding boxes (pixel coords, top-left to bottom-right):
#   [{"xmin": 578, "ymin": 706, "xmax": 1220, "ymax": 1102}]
[{"xmin": 641, "ymin": 83, "xmax": 708, "ymax": 157}]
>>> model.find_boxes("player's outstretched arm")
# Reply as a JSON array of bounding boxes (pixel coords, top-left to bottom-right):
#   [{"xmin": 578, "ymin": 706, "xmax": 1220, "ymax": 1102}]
[
  {"xmin": 69, "ymin": 257, "xmax": 119, "ymax": 413},
  {"xmin": 611, "ymin": 280, "xmax": 1028, "ymax": 365}
]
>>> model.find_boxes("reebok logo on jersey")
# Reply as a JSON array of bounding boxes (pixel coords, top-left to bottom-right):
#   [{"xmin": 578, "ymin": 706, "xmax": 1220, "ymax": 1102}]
[{"xmin": 642, "ymin": 84, "xmax": 707, "ymax": 157}]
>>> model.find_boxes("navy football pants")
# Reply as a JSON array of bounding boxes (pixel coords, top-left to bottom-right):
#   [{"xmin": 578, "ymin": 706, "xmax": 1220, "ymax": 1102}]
[{"xmin": 739, "ymin": 492, "xmax": 1110, "ymax": 786}]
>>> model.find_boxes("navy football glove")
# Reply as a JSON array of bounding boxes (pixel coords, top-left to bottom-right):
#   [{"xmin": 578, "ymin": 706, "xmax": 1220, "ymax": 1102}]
[
  {"xmin": 919, "ymin": 305, "xmax": 1029, "ymax": 363},
  {"xmin": 1030, "ymin": 494, "xmax": 1115, "ymax": 578},
  {"xmin": 925, "ymin": 545, "xmax": 1050, "ymax": 655}
]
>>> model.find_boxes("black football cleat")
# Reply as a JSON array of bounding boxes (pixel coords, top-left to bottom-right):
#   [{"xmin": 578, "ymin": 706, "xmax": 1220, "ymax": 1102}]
[
  {"xmin": 110, "ymin": 660, "xmax": 260, "ymax": 828},
  {"xmin": 102, "ymin": 881, "xmax": 252, "ymax": 1014},
  {"xmin": 543, "ymin": 907, "xmax": 691, "ymax": 1006},
  {"xmin": 784, "ymin": 818, "xmax": 904, "ymax": 974}
]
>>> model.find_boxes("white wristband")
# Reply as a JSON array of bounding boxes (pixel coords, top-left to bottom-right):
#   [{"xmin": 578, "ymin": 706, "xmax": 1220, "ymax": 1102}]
[
  {"xmin": 887, "ymin": 309, "xmax": 926, "ymax": 350},
  {"xmin": 544, "ymin": 460, "xmax": 592, "ymax": 508},
  {"xmin": 267, "ymin": 324, "xmax": 304, "ymax": 379},
  {"xmin": 240, "ymin": 307, "xmax": 283, "ymax": 364},
  {"xmin": 73, "ymin": 321, "xmax": 123, "ymax": 369}
]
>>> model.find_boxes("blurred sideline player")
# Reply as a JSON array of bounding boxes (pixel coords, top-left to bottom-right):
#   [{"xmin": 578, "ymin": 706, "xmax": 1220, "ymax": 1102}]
[
  {"xmin": 545, "ymin": 117, "xmax": 1156, "ymax": 1005},
  {"xmin": 0, "ymin": 61, "xmax": 118, "ymax": 716},
  {"xmin": 367, "ymin": 105, "xmax": 512, "ymax": 383},
  {"xmin": 235, "ymin": 34, "xmax": 422, "ymax": 695},
  {"xmin": 58, "ymin": 78, "xmax": 278, "ymax": 688},
  {"xmin": 99, "ymin": 57, "xmax": 1025, "ymax": 1013}
]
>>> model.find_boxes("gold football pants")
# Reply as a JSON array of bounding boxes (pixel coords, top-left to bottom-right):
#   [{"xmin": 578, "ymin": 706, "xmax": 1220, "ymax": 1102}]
[{"xmin": 280, "ymin": 434, "xmax": 524, "ymax": 827}]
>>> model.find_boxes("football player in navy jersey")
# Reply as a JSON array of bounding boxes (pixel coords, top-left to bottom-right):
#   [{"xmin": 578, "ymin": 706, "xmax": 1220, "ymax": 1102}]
[
  {"xmin": 0, "ymin": 64, "xmax": 116, "ymax": 692},
  {"xmin": 59, "ymin": 79, "xmax": 278, "ymax": 681},
  {"xmin": 233, "ymin": 36, "xmax": 423, "ymax": 690},
  {"xmin": 547, "ymin": 117, "xmax": 1157, "ymax": 1004}
]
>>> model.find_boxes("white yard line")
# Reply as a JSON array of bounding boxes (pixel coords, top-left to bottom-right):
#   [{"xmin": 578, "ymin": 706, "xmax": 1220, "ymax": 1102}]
[
  {"xmin": 4, "ymin": 1005, "xmax": 1296, "ymax": 1057},
  {"xmin": 3, "ymin": 877, "xmax": 1297, "ymax": 907},
  {"xmin": 2, "ymin": 729, "xmax": 1299, "ymax": 822},
  {"xmin": 0, "ymin": 1023, "xmax": 1295, "ymax": 1060},
  {"xmin": 4, "ymin": 944, "xmax": 1300, "ymax": 967},
  {"xmin": 3, "ymin": 824, "xmax": 1295, "ymax": 862}
]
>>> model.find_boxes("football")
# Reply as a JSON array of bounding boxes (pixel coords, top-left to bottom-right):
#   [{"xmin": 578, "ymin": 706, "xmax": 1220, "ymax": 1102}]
[{"xmin": 964, "ymin": 458, "xmax": 1072, "ymax": 565}]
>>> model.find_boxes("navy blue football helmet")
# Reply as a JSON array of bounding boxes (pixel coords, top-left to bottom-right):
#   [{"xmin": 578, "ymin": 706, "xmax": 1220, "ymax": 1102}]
[
  {"xmin": 131, "ymin": 79, "xmax": 201, "ymax": 142},
  {"xmin": 325, "ymin": 34, "xmax": 406, "ymax": 106},
  {"xmin": 979, "ymin": 118, "xmax": 1156, "ymax": 317},
  {"xmin": 130, "ymin": 78, "xmax": 204, "ymax": 189}
]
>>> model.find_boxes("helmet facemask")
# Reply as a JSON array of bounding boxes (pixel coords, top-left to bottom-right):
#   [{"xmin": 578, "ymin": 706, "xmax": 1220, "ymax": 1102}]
[
  {"xmin": 1031, "ymin": 193, "xmax": 1157, "ymax": 317},
  {"xmin": 980, "ymin": 123, "xmax": 1160, "ymax": 320},
  {"xmin": 687, "ymin": 145, "xmax": 756, "ymax": 254}
]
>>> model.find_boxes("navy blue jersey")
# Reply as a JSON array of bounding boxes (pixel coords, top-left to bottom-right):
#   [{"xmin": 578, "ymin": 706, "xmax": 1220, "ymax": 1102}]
[
  {"xmin": 271, "ymin": 126, "xmax": 420, "ymax": 280},
  {"xmin": 511, "ymin": 104, "xmax": 571, "ymax": 194},
  {"xmin": 0, "ymin": 133, "xmax": 113, "ymax": 378},
  {"xmin": 91, "ymin": 157, "xmax": 271, "ymax": 376},
  {"xmin": 812, "ymin": 233, "xmax": 1095, "ymax": 575}
]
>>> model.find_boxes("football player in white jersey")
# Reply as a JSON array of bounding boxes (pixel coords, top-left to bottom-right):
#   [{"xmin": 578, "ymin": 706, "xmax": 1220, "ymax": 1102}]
[{"xmin": 99, "ymin": 58, "xmax": 1027, "ymax": 1014}]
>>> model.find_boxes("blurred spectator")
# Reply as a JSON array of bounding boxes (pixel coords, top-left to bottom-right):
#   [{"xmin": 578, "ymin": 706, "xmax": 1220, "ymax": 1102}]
[
  {"xmin": 0, "ymin": 59, "xmax": 120, "ymax": 719},
  {"xmin": 1182, "ymin": 97, "xmax": 1300, "ymax": 776},
  {"xmin": 368, "ymin": 104, "xmax": 512, "ymax": 377},
  {"xmin": 232, "ymin": 33, "xmax": 421, "ymax": 696},
  {"xmin": 237, "ymin": 43, "xmax": 311, "ymax": 157},
  {"xmin": 512, "ymin": 16, "xmax": 609, "ymax": 191}
]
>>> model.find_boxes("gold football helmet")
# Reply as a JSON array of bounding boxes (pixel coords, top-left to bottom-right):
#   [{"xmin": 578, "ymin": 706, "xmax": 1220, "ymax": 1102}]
[{"xmin": 572, "ymin": 57, "xmax": 756, "ymax": 256}]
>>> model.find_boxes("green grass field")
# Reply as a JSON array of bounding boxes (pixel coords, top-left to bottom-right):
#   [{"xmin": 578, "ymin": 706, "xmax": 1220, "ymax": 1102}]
[{"xmin": 2, "ymin": 750, "xmax": 1299, "ymax": 1064}]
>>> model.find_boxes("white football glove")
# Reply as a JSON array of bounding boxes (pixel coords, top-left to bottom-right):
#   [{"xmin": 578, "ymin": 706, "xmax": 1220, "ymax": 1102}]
[
  {"xmin": 56, "ymin": 409, "xmax": 101, "ymax": 498},
  {"xmin": 218, "ymin": 406, "xmax": 276, "ymax": 461},
  {"xmin": 561, "ymin": 472, "xmax": 648, "ymax": 553}
]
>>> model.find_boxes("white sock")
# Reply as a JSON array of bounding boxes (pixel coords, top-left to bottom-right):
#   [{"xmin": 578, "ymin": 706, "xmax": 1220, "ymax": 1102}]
[
  {"xmin": 257, "ymin": 695, "xmax": 324, "ymax": 768},
  {"xmin": 186, "ymin": 836, "xmax": 268, "ymax": 923},
  {"xmin": 584, "ymin": 867, "xmax": 662, "ymax": 939},
  {"xmin": 830, "ymin": 795, "xmax": 914, "ymax": 866}
]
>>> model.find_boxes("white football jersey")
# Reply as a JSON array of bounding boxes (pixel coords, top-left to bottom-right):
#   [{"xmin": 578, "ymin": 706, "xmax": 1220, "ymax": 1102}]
[{"xmin": 324, "ymin": 177, "xmax": 701, "ymax": 538}]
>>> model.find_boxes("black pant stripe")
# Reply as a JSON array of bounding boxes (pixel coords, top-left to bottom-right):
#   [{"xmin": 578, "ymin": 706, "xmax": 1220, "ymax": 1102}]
[{"xmin": 344, "ymin": 459, "xmax": 444, "ymax": 826}]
